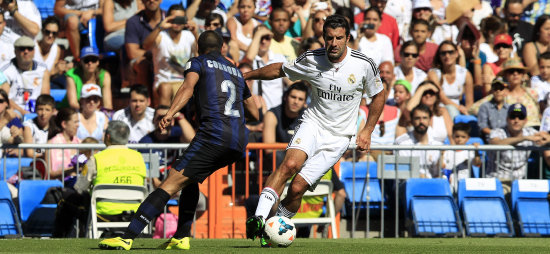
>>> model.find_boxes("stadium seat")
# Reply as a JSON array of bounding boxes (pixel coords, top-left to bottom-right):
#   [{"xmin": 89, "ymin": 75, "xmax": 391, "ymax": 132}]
[
  {"xmin": 18, "ymin": 180, "xmax": 63, "ymax": 237},
  {"xmin": 281, "ymin": 180, "xmax": 338, "ymax": 238},
  {"xmin": 35, "ymin": 0, "xmax": 55, "ymax": 20},
  {"xmin": 454, "ymin": 114, "xmax": 480, "ymax": 137},
  {"xmin": 50, "ymin": 89, "xmax": 67, "ymax": 103},
  {"xmin": 511, "ymin": 179, "xmax": 550, "ymax": 236},
  {"xmin": 160, "ymin": 0, "xmax": 186, "ymax": 11},
  {"xmin": 87, "ymin": 18, "xmax": 117, "ymax": 58},
  {"xmin": 339, "ymin": 161, "xmax": 385, "ymax": 210},
  {"xmin": 405, "ymin": 178, "xmax": 462, "ymax": 236},
  {"xmin": 88, "ymin": 184, "xmax": 149, "ymax": 239},
  {"xmin": 0, "ymin": 157, "xmax": 34, "ymax": 181},
  {"xmin": 458, "ymin": 178, "xmax": 514, "ymax": 237},
  {"xmin": 0, "ymin": 181, "xmax": 22, "ymax": 237}
]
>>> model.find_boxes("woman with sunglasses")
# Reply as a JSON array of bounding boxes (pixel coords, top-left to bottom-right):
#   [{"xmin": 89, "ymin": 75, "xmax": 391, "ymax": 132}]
[
  {"xmin": 428, "ymin": 40, "xmax": 474, "ymax": 120},
  {"xmin": 397, "ymin": 80, "xmax": 453, "ymax": 144},
  {"xmin": 356, "ymin": 7, "xmax": 393, "ymax": 66},
  {"xmin": 302, "ymin": 9, "xmax": 329, "ymax": 46},
  {"xmin": 76, "ymin": 84, "xmax": 109, "ymax": 141},
  {"xmin": 523, "ymin": 14, "xmax": 550, "ymax": 76},
  {"xmin": 59, "ymin": 47, "xmax": 113, "ymax": 113},
  {"xmin": 34, "ymin": 17, "xmax": 63, "ymax": 75},
  {"xmin": 103, "ymin": 0, "xmax": 144, "ymax": 51},
  {"xmin": 227, "ymin": 0, "xmax": 259, "ymax": 58},
  {"xmin": 482, "ymin": 33, "xmax": 513, "ymax": 95},
  {"xmin": 394, "ymin": 40, "xmax": 427, "ymax": 94}
]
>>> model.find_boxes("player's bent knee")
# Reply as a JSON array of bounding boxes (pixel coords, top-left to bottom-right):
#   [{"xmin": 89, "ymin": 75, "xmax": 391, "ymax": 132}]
[{"xmin": 280, "ymin": 159, "xmax": 300, "ymax": 175}]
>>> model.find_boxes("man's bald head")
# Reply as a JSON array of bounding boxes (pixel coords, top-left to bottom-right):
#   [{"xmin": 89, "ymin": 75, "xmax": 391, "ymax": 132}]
[
  {"xmin": 198, "ymin": 30, "xmax": 223, "ymax": 55},
  {"xmin": 378, "ymin": 61, "xmax": 394, "ymax": 85}
]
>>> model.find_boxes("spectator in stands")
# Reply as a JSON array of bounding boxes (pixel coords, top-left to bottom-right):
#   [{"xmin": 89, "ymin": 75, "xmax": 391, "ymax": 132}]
[
  {"xmin": 139, "ymin": 105, "xmax": 195, "ymax": 187},
  {"xmin": 60, "ymin": 47, "xmax": 113, "ymax": 112},
  {"xmin": 407, "ymin": 0, "xmax": 458, "ymax": 45},
  {"xmin": 124, "ymin": 0, "xmax": 163, "ymax": 88},
  {"xmin": 54, "ymin": 0, "xmax": 103, "ymax": 60},
  {"xmin": 532, "ymin": 52, "xmax": 550, "ymax": 111},
  {"xmin": 374, "ymin": 61, "xmax": 396, "ymax": 105},
  {"xmin": 227, "ymin": 0, "xmax": 259, "ymax": 58},
  {"xmin": 204, "ymin": 14, "xmax": 239, "ymax": 63},
  {"xmin": 23, "ymin": 94, "xmax": 56, "ymax": 158},
  {"xmin": 302, "ymin": 9, "xmax": 328, "ymax": 45},
  {"xmin": 391, "ymin": 79, "xmax": 412, "ymax": 110},
  {"xmin": 356, "ymin": 7, "xmax": 394, "ymax": 66},
  {"xmin": 394, "ymin": 40, "xmax": 427, "ymax": 95},
  {"xmin": 401, "ymin": 19, "xmax": 438, "ymax": 72},
  {"xmin": 239, "ymin": 63, "xmax": 266, "ymax": 138},
  {"xmin": 268, "ymin": 8, "xmax": 299, "ymax": 62},
  {"xmin": 441, "ymin": 123, "xmax": 481, "ymax": 182},
  {"xmin": 487, "ymin": 103, "xmax": 550, "ymax": 183},
  {"xmin": 368, "ymin": 0, "xmax": 399, "ymax": 49},
  {"xmin": 34, "ymin": 17, "xmax": 63, "ymax": 77},
  {"xmin": 55, "ymin": 121, "xmax": 147, "ymax": 237},
  {"xmin": 186, "ymin": 0, "xmax": 229, "ymax": 33},
  {"xmin": 482, "ymin": 34, "xmax": 513, "ymax": 95},
  {"xmin": 102, "ymin": 0, "xmax": 143, "ymax": 51},
  {"xmin": 144, "ymin": 4, "xmax": 198, "ymax": 107},
  {"xmin": 428, "ymin": 40, "xmax": 474, "ymax": 119},
  {"xmin": 394, "ymin": 104, "xmax": 442, "ymax": 178},
  {"xmin": 504, "ymin": 0, "xmax": 533, "ymax": 58},
  {"xmin": 383, "ymin": 0, "xmax": 411, "ymax": 39},
  {"xmin": 262, "ymin": 82, "xmax": 307, "ymax": 167},
  {"xmin": 113, "ymin": 84, "xmax": 155, "ymax": 143},
  {"xmin": 502, "ymin": 58, "xmax": 540, "ymax": 127},
  {"xmin": 298, "ymin": 37, "xmax": 322, "ymax": 54},
  {"xmin": 76, "ymin": 84, "xmax": 109, "ymax": 141},
  {"xmin": 478, "ymin": 78, "xmax": 509, "ymax": 143},
  {"xmin": 479, "ymin": 16, "xmax": 506, "ymax": 64},
  {"xmin": 1, "ymin": 0, "xmax": 41, "ymax": 44},
  {"xmin": 523, "ymin": 14, "xmax": 550, "ymax": 76},
  {"xmin": 401, "ymin": 80, "xmax": 453, "ymax": 144},
  {"xmin": 0, "ymin": 89, "xmax": 23, "ymax": 157},
  {"xmin": 270, "ymin": 0, "xmax": 306, "ymax": 38},
  {"xmin": 242, "ymin": 25, "xmax": 288, "ymax": 110},
  {"xmin": 0, "ymin": 13, "xmax": 14, "ymax": 62},
  {"xmin": 204, "ymin": 13, "xmax": 223, "ymax": 30},
  {"xmin": 47, "ymin": 107, "xmax": 81, "ymax": 179},
  {"xmin": 0, "ymin": 36, "xmax": 50, "ymax": 116}
]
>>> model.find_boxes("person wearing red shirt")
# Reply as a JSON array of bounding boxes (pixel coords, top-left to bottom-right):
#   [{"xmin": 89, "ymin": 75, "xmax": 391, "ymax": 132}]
[{"xmin": 354, "ymin": 0, "xmax": 399, "ymax": 49}]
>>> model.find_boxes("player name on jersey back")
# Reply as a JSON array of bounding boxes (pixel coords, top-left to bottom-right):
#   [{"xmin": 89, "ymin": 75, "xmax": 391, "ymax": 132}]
[{"xmin": 206, "ymin": 60, "xmax": 242, "ymax": 78}]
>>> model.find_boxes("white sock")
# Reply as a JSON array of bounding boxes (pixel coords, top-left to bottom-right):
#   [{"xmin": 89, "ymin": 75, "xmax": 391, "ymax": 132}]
[
  {"xmin": 275, "ymin": 202, "xmax": 296, "ymax": 219},
  {"xmin": 255, "ymin": 187, "xmax": 279, "ymax": 219}
]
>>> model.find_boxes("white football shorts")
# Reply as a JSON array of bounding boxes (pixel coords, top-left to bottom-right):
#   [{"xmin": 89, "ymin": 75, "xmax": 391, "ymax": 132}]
[{"xmin": 287, "ymin": 120, "xmax": 351, "ymax": 186}]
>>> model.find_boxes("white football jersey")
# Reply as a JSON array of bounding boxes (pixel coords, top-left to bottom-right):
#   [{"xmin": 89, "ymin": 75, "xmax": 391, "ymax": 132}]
[
  {"xmin": 0, "ymin": 60, "xmax": 47, "ymax": 110},
  {"xmin": 282, "ymin": 47, "xmax": 383, "ymax": 136}
]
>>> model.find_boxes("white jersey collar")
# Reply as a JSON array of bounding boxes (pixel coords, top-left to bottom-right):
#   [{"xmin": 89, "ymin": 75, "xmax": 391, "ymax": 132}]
[{"xmin": 325, "ymin": 46, "xmax": 351, "ymax": 72}]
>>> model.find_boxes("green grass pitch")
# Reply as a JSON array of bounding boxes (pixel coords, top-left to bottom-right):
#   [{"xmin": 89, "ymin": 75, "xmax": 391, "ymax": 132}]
[{"xmin": 1, "ymin": 238, "xmax": 549, "ymax": 253}]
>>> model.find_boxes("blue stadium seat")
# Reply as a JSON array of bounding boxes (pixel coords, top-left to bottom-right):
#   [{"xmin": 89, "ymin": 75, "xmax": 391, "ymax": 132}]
[
  {"xmin": 405, "ymin": 178, "xmax": 462, "ymax": 236},
  {"xmin": 0, "ymin": 181, "xmax": 22, "ymax": 237},
  {"xmin": 339, "ymin": 161, "xmax": 385, "ymax": 210},
  {"xmin": 458, "ymin": 178, "xmax": 514, "ymax": 236},
  {"xmin": 35, "ymin": 0, "xmax": 55, "ymax": 20},
  {"xmin": 87, "ymin": 18, "xmax": 117, "ymax": 58},
  {"xmin": 160, "ymin": 0, "xmax": 187, "ymax": 11},
  {"xmin": 454, "ymin": 114, "xmax": 480, "ymax": 137},
  {"xmin": 50, "ymin": 89, "xmax": 67, "ymax": 103},
  {"xmin": 511, "ymin": 179, "xmax": 550, "ymax": 236},
  {"xmin": 18, "ymin": 180, "xmax": 63, "ymax": 236},
  {"xmin": 0, "ymin": 157, "xmax": 33, "ymax": 181}
]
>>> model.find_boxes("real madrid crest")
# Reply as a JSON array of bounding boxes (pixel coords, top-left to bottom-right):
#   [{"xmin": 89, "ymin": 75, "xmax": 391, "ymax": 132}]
[
  {"xmin": 348, "ymin": 74, "xmax": 356, "ymax": 84},
  {"xmin": 295, "ymin": 138, "xmax": 301, "ymax": 144}
]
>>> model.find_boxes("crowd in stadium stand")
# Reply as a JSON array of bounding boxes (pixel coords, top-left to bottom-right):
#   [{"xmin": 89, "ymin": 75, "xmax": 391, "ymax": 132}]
[{"xmin": 4, "ymin": 0, "xmax": 550, "ymax": 187}]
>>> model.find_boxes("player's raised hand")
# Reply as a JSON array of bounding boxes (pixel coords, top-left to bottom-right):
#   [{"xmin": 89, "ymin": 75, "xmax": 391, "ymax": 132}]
[
  {"xmin": 356, "ymin": 129, "xmax": 372, "ymax": 152},
  {"xmin": 159, "ymin": 114, "xmax": 174, "ymax": 131}
]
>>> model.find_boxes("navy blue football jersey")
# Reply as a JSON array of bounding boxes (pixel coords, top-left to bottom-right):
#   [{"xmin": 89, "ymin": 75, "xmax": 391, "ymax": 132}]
[{"xmin": 184, "ymin": 51, "xmax": 251, "ymax": 152}]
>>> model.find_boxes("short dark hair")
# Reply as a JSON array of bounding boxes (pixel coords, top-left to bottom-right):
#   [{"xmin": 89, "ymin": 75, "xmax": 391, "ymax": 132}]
[
  {"xmin": 283, "ymin": 82, "xmax": 309, "ymax": 101},
  {"xmin": 43, "ymin": 16, "xmax": 60, "ymax": 29},
  {"xmin": 400, "ymin": 40, "xmax": 418, "ymax": 55},
  {"xmin": 167, "ymin": 3, "xmax": 185, "ymax": 16},
  {"xmin": 198, "ymin": 30, "xmax": 223, "ymax": 55},
  {"xmin": 130, "ymin": 84, "xmax": 150, "ymax": 98},
  {"xmin": 323, "ymin": 14, "xmax": 350, "ymax": 38},
  {"xmin": 539, "ymin": 51, "xmax": 550, "ymax": 62},
  {"xmin": 205, "ymin": 13, "xmax": 224, "ymax": 26},
  {"xmin": 269, "ymin": 8, "xmax": 290, "ymax": 22},
  {"xmin": 504, "ymin": 0, "xmax": 523, "ymax": 11},
  {"xmin": 409, "ymin": 18, "xmax": 430, "ymax": 38},
  {"xmin": 299, "ymin": 37, "xmax": 322, "ymax": 54},
  {"xmin": 363, "ymin": 6, "xmax": 382, "ymax": 20},
  {"xmin": 453, "ymin": 122, "xmax": 471, "ymax": 135},
  {"xmin": 36, "ymin": 94, "xmax": 55, "ymax": 108},
  {"xmin": 410, "ymin": 104, "xmax": 433, "ymax": 119}
]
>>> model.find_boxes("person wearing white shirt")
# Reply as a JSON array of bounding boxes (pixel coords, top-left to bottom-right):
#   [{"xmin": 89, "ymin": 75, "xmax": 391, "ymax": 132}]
[
  {"xmin": 112, "ymin": 84, "xmax": 155, "ymax": 143},
  {"xmin": 394, "ymin": 41, "xmax": 427, "ymax": 94},
  {"xmin": 356, "ymin": 7, "xmax": 394, "ymax": 66},
  {"xmin": 0, "ymin": 13, "xmax": 14, "ymax": 62},
  {"xmin": 243, "ymin": 15, "xmax": 385, "ymax": 242},
  {"xmin": 1, "ymin": 0, "xmax": 41, "ymax": 44}
]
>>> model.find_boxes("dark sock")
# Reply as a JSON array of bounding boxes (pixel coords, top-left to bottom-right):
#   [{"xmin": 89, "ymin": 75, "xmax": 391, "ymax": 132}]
[
  {"xmin": 173, "ymin": 183, "xmax": 199, "ymax": 239},
  {"xmin": 122, "ymin": 188, "xmax": 171, "ymax": 239}
]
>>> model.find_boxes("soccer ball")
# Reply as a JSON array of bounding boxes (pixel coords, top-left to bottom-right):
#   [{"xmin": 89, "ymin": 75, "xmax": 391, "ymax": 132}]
[{"xmin": 263, "ymin": 216, "xmax": 297, "ymax": 247}]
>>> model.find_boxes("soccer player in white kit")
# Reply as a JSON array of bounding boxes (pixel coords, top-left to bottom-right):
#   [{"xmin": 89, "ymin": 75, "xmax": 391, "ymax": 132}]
[{"xmin": 244, "ymin": 15, "xmax": 385, "ymax": 245}]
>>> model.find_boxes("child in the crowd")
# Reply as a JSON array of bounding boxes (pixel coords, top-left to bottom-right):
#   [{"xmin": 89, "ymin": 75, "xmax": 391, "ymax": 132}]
[
  {"xmin": 23, "ymin": 94, "xmax": 56, "ymax": 158},
  {"xmin": 442, "ymin": 123, "xmax": 482, "ymax": 185},
  {"xmin": 65, "ymin": 137, "xmax": 100, "ymax": 187},
  {"xmin": 531, "ymin": 52, "xmax": 550, "ymax": 112}
]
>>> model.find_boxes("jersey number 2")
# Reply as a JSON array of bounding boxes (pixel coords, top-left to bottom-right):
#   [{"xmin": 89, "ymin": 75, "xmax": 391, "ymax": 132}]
[{"xmin": 221, "ymin": 80, "xmax": 240, "ymax": 117}]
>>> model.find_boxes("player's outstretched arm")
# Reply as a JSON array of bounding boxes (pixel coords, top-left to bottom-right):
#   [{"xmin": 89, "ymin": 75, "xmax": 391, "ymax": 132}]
[
  {"xmin": 357, "ymin": 89, "xmax": 385, "ymax": 152},
  {"xmin": 243, "ymin": 96, "xmax": 260, "ymax": 122},
  {"xmin": 159, "ymin": 72, "xmax": 199, "ymax": 130},
  {"xmin": 243, "ymin": 62, "xmax": 285, "ymax": 81}
]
